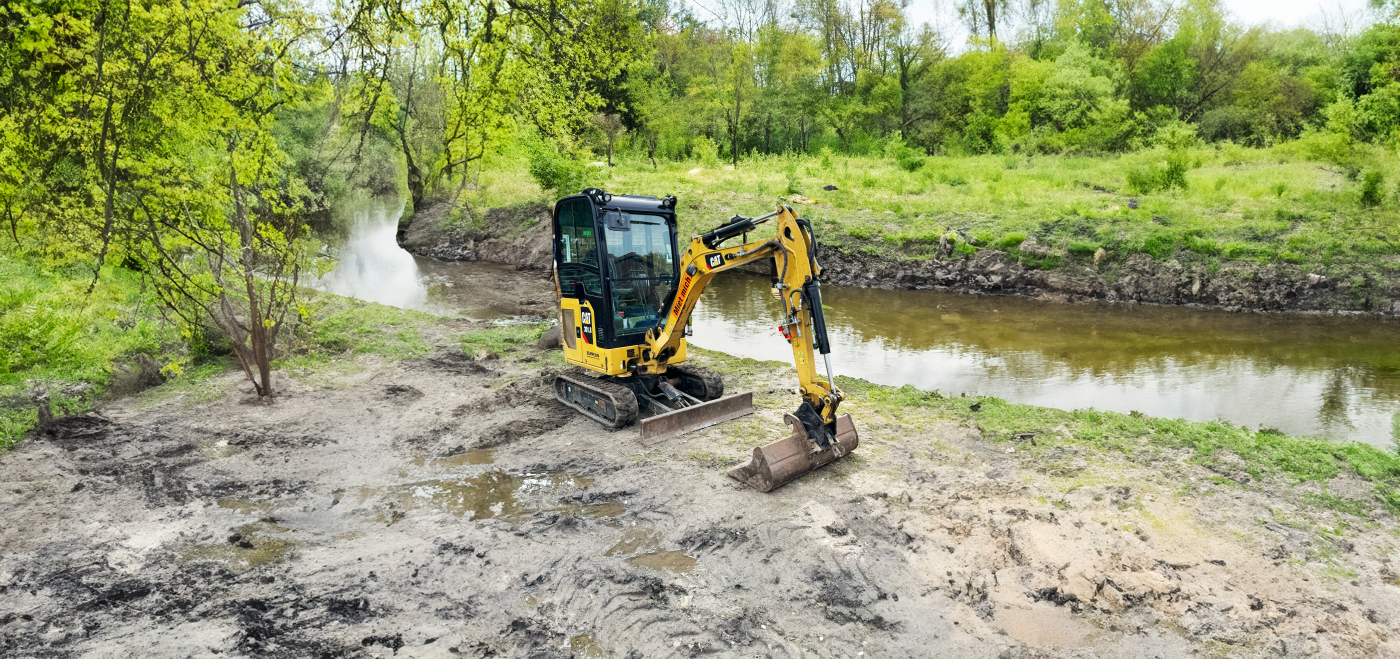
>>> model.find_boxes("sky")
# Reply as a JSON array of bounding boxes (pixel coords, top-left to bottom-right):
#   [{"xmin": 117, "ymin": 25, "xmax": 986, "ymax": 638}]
[
  {"xmin": 902, "ymin": 0, "xmax": 1376, "ymax": 32},
  {"xmin": 683, "ymin": 0, "xmax": 1382, "ymax": 50}
]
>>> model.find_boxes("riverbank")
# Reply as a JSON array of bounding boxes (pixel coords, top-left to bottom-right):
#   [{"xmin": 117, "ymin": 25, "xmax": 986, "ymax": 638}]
[
  {"xmin": 3, "ymin": 311, "xmax": 1399, "ymax": 657},
  {"xmin": 418, "ymin": 148, "xmax": 1400, "ymax": 315}
]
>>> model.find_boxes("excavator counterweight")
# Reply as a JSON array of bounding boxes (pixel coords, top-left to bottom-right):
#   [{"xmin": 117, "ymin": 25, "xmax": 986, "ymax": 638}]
[{"xmin": 548, "ymin": 188, "xmax": 858, "ymax": 491}]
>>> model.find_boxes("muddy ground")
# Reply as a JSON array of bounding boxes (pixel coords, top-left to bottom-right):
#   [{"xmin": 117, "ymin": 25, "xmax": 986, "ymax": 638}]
[
  {"xmin": 3, "ymin": 303, "xmax": 1400, "ymax": 658},
  {"xmin": 397, "ymin": 199, "xmax": 1400, "ymax": 316}
]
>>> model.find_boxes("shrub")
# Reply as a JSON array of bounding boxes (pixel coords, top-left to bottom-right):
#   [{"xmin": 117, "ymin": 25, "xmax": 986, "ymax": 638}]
[
  {"xmin": 1198, "ymin": 107, "xmax": 1254, "ymax": 143},
  {"xmin": 526, "ymin": 138, "xmax": 587, "ymax": 194},
  {"xmin": 1124, "ymin": 148, "xmax": 1190, "ymax": 194},
  {"xmin": 1361, "ymin": 169, "xmax": 1385, "ymax": 207},
  {"xmin": 785, "ymin": 166, "xmax": 802, "ymax": 194},
  {"xmin": 692, "ymin": 135, "xmax": 720, "ymax": 166}
]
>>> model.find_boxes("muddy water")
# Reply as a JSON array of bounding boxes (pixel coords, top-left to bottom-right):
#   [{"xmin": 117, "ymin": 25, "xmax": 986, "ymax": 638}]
[
  {"xmin": 314, "ymin": 204, "xmax": 536, "ymax": 320},
  {"xmin": 692, "ymin": 273, "xmax": 1400, "ymax": 447},
  {"xmin": 324, "ymin": 201, "xmax": 1400, "ymax": 448}
]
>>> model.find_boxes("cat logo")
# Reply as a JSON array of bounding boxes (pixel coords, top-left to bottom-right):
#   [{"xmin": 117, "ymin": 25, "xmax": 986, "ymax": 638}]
[{"xmin": 705, "ymin": 253, "xmax": 725, "ymax": 270}]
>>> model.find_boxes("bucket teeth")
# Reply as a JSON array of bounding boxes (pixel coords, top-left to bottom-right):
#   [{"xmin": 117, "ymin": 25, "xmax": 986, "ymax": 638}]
[{"xmin": 728, "ymin": 413, "xmax": 859, "ymax": 492}]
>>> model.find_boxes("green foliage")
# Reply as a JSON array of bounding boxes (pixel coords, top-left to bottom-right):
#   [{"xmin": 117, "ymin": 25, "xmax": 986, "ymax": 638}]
[
  {"xmin": 0, "ymin": 252, "xmax": 177, "ymax": 449},
  {"xmin": 526, "ymin": 137, "xmax": 589, "ymax": 194},
  {"xmin": 1360, "ymin": 170, "xmax": 1386, "ymax": 207}
]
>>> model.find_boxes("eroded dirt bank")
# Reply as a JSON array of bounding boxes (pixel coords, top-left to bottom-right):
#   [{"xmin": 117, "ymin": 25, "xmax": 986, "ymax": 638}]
[
  {"xmin": 398, "ymin": 199, "xmax": 1400, "ymax": 316},
  {"xmin": 3, "ymin": 331, "xmax": 1399, "ymax": 657}
]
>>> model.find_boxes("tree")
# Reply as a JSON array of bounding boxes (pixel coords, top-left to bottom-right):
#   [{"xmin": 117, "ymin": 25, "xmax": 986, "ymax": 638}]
[
  {"xmin": 1, "ymin": 0, "xmax": 318, "ymax": 398},
  {"xmin": 593, "ymin": 113, "xmax": 628, "ymax": 165}
]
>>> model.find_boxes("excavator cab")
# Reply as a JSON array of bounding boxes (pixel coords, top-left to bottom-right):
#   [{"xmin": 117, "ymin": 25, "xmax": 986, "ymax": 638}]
[
  {"xmin": 553, "ymin": 190, "xmax": 682, "ymax": 371},
  {"xmin": 550, "ymin": 188, "xmax": 859, "ymax": 492}
]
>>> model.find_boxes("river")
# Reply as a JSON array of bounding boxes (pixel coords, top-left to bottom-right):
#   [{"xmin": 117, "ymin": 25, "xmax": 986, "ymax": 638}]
[{"xmin": 318, "ymin": 203, "xmax": 1400, "ymax": 448}]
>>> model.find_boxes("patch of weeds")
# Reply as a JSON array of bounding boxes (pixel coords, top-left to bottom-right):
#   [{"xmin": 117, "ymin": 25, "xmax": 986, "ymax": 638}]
[
  {"xmin": 460, "ymin": 322, "xmax": 549, "ymax": 359},
  {"xmin": 846, "ymin": 226, "xmax": 878, "ymax": 240},
  {"xmin": 294, "ymin": 292, "xmax": 436, "ymax": 361},
  {"xmin": 1301, "ymin": 492, "xmax": 1371, "ymax": 517},
  {"xmin": 995, "ymin": 232, "xmax": 1027, "ymax": 250}
]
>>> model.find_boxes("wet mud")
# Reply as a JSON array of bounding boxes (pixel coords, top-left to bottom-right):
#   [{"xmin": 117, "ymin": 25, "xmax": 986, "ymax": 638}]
[{"xmin": 3, "ymin": 337, "xmax": 1400, "ymax": 655}]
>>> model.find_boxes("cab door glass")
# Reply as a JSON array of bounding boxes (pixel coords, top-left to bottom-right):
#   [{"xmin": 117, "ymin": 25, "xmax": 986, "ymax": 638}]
[
  {"xmin": 603, "ymin": 212, "xmax": 676, "ymax": 335},
  {"xmin": 556, "ymin": 200, "xmax": 601, "ymax": 296}
]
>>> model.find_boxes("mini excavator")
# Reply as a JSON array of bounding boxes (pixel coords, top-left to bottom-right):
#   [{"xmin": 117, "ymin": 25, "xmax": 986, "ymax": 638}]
[{"xmin": 550, "ymin": 188, "xmax": 858, "ymax": 492}]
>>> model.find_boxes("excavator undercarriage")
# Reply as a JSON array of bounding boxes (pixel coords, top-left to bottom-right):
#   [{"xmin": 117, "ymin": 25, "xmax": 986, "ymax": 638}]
[{"xmin": 548, "ymin": 188, "xmax": 859, "ymax": 491}]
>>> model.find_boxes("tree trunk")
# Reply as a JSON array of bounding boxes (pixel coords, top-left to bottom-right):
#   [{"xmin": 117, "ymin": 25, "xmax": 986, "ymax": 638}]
[{"xmin": 229, "ymin": 165, "xmax": 274, "ymax": 398}]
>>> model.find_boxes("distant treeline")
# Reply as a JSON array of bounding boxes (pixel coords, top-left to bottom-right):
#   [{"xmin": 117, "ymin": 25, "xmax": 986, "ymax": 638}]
[{"xmin": 597, "ymin": 0, "xmax": 1400, "ymax": 162}]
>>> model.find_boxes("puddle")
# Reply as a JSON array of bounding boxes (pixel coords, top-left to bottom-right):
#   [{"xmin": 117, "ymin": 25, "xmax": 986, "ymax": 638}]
[
  {"xmin": 216, "ymin": 497, "xmax": 278, "ymax": 516},
  {"xmin": 605, "ymin": 526, "xmax": 661, "ymax": 556},
  {"xmin": 379, "ymin": 469, "xmax": 612, "ymax": 522},
  {"xmin": 578, "ymin": 500, "xmax": 628, "ymax": 519},
  {"xmin": 564, "ymin": 634, "xmax": 607, "ymax": 658},
  {"xmin": 199, "ymin": 438, "xmax": 242, "ymax": 459},
  {"xmin": 626, "ymin": 550, "xmax": 697, "ymax": 574},
  {"xmin": 178, "ymin": 522, "xmax": 296, "ymax": 572},
  {"xmin": 411, "ymin": 448, "xmax": 495, "ymax": 468}
]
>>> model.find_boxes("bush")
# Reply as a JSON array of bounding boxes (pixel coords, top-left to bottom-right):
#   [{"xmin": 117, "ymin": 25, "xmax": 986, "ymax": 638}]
[
  {"xmin": 692, "ymin": 135, "xmax": 720, "ymax": 166},
  {"xmin": 1198, "ymin": 107, "xmax": 1254, "ymax": 143},
  {"xmin": 1124, "ymin": 148, "xmax": 1191, "ymax": 194},
  {"xmin": 1361, "ymin": 169, "xmax": 1386, "ymax": 207},
  {"xmin": 526, "ymin": 138, "xmax": 587, "ymax": 194}
]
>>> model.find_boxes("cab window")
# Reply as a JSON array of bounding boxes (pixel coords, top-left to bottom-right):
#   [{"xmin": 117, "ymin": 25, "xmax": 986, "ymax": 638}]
[
  {"xmin": 602, "ymin": 212, "xmax": 675, "ymax": 334},
  {"xmin": 556, "ymin": 200, "xmax": 601, "ymax": 296}
]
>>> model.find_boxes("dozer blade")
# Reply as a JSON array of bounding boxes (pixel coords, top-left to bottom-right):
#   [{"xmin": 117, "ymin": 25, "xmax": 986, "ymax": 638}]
[
  {"xmin": 728, "ymin": 413, "xmax": 859, "ymax": 492},
  {"xmin": 639, "ymin": 392, "xmax": 754, "ymax": 446}
]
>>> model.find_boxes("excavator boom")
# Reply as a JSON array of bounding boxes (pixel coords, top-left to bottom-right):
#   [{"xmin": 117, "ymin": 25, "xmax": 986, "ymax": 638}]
[{"xmin": 640, "ymin": 204, "xmax": 859, "ymax": 490}]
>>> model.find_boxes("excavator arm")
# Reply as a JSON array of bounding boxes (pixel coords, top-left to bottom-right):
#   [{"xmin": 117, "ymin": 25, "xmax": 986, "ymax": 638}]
[{"xmin": 642, "ymin": 204, "xmax": 859, "ymax": 491}]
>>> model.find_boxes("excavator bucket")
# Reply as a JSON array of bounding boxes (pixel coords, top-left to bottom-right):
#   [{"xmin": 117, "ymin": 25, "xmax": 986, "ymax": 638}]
[
  {"xmin": 728, "ymin": 413, "xmax": 860, "ymax": 492},
  {"xmin": 639, "ymin": 392, "xmax": 754, "ymax": 446}
]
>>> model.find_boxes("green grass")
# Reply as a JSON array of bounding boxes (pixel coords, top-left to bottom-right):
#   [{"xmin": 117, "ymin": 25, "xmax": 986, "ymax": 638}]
[
  {"xmin": 466, "ymin": 145, "xmax": 1400, "ymax": 276},
  {"xmin": 0, "ymin": 251, "xmax": 179, "ymax": 449},
  {"xmin": 834, "ymin": 376, "xmax": 1400, "ymax": 514},
  {"xmin": 459, "ymin": 321, "xmax": 551, "ymax": 359},
  {"xmin": 287, "ymin": 290, "xmax": 439, "ymax": 363}
]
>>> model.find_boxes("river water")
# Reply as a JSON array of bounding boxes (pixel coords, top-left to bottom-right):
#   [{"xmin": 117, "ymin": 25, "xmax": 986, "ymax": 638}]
[{"xmin": 319, "ymin": 203, "xmax": 1400, "ymax": 448}]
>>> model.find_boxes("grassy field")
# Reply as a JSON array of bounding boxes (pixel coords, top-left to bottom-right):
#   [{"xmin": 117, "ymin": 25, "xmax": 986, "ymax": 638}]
[{"xmin": 467, "ymin": 145, "xmax": 1400, "ymax": 274}]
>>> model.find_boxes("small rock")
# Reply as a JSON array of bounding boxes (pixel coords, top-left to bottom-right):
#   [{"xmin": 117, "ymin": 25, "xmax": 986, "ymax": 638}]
[
  {"xmin": 822, "ymin": 184, "xmax": 838, "ymax": 191},
  {"xmin": 536, "ymin": 326, "xmax": 562, "ymax": 350},
  {"xmin": 1093, "ymin": 247, "xmax": 1107, "ymax": 264},
  {"xmin": 788, "ymin": 194, "xmax": 815, "ymax": 204}
]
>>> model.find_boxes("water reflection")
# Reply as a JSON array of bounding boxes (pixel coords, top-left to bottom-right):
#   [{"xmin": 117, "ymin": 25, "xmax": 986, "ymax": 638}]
[
  {"xmin": 314, "ymin": 203, "xmax": 540, "ymax": 321},
  {"xmin": 691, "ymin": 273, "xmax": 1400, "ymax": 448},
  {"xmin": 316, "ymin": 205, "xmax": 427, "ymax": 309}
]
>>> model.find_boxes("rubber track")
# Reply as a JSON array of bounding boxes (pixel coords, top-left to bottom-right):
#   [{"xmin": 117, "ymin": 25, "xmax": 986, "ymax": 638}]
[
  {"xmin": 667, "ymin": 364, "xmax": 724, "ymax": 401},
  {"xmin": 554, "ymin": 370, "xmax": 640, "ymax": 430}
]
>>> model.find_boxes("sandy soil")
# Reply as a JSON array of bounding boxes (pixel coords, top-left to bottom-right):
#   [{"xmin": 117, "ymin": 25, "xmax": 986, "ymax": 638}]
[{"xmin": 3, "ymin": 330, "xmax": 1400, "ymax": 656}]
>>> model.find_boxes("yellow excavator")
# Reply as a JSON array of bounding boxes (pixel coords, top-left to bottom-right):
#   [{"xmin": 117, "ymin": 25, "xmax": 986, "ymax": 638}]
[{"xmin": 550, "ymin": 188, "xmax": 858, "ymax": 492}]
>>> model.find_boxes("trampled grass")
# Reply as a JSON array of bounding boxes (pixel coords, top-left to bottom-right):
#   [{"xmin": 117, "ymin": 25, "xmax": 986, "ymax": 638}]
[{"xmin": 469, "ymin": 145, "xmax": 1400, "ymax": 274}]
